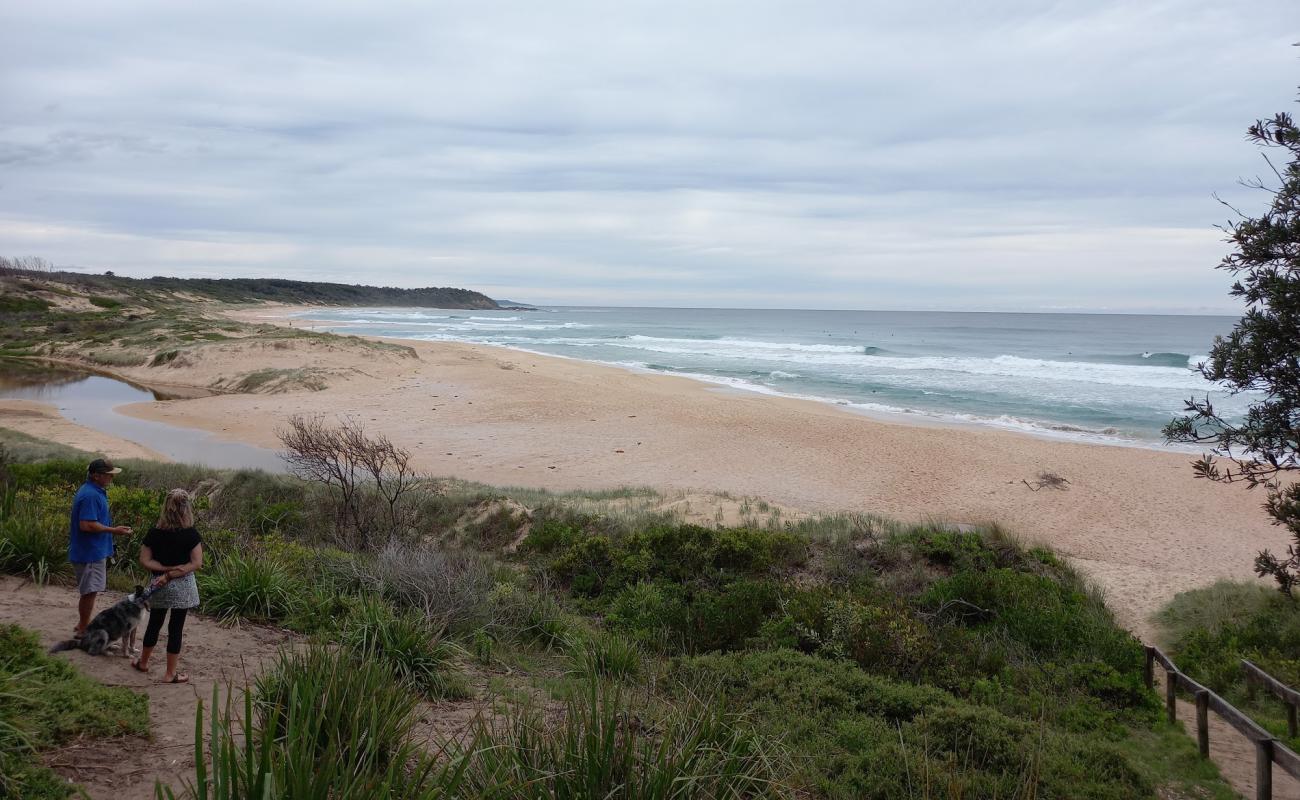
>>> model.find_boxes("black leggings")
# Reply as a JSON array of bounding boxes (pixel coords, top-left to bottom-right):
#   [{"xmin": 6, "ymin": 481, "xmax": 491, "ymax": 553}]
[{"xmin": 142, "ymin": 608, "xmax": 188, "ymax": 655}]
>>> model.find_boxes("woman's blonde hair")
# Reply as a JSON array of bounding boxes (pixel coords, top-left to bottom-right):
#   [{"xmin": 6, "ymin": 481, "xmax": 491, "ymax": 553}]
[{"xmin": 156, "ymin": 488, "xmax": 195, "ymax": 530}]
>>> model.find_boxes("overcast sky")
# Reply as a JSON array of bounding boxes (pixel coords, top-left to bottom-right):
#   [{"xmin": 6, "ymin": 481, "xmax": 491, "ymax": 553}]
[{"xmin": 1, "ymin": 1, "xmax": 1296, "ymax": 312}]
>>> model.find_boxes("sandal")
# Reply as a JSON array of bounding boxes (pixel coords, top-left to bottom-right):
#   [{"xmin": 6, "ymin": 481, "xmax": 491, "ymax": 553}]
[
  {"xmin": 164, "ymin": 673, "xmax": 189, "ymax": 684},
  {"xmin": 130, "ymin": 659, "xmax": 149, "ymax": 674}
]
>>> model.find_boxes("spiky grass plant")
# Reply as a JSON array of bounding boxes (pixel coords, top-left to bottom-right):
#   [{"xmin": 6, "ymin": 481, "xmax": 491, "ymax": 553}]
[
  {"xmin": 570, "ymin": 631, "xmax": 643, "ymax": 682},
  {"xmin": 197, "ymin": 554, "xmax": 297, "ymax": 622},
  {"xmin": 0, "ymin": 505, "xmax": 69, "ymax": 584},
  {"xmin": 157, "ymin": 646, "xmax": 473, "ymax": 800},
  {"xmin": 339, "ymin": 596, "xmax": 470, "ymax": 699}
]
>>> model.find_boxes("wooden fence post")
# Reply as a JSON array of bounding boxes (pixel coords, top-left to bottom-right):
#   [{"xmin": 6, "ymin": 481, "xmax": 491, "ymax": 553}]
[
  {"xmin": 1195, "ymin": 690, "xmax": 1209, "ymax": 758},
  {"xmin": 1144, "ymin": 646, "xmax": 1154, "ymax": 691},
  {"xmin": 1166, "ymin": 670, "xmax": 1177, "ymax": 725},
  {"xmin": 1257, "ymin": 738, "xmax": 1273, "ymax": 800},
  {"xmin": 1289, "ymin": 702, "xmax": 1297, "ymax": 739}
]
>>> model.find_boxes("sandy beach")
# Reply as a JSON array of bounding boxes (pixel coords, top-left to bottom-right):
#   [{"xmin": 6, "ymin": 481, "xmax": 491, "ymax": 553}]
[{"xmin": 25, "ymin": 303, "xmax": 1259, "ymax": 638}]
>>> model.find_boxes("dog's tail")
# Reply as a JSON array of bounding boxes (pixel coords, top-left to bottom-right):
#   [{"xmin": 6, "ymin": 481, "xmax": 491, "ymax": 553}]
[{"xmin": 48, "ymin": 639, "xmax": 79, "ymax": 653}]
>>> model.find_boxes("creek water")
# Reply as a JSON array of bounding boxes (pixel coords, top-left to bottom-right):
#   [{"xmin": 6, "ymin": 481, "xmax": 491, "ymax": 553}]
[{"xmin": 0, "ymin": 362, "xmax": 282, "ymax": 471}]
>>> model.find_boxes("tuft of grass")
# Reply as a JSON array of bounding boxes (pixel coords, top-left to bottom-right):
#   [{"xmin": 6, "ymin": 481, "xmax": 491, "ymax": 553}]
[
  {"xmin": 339, "ymin": 597, "xmax": 470, "ymax": 699},
  {"xmin": 451, "ymin": 678, "xmax": 794, "ymax": 799},
  {"xmin": 197, "ymin": 554, "xmax": 298, "ymax": 622},
  {"xmin": 339, "ymin": 542, "xmax": 499, "ymax": 634},
  {"xmin": 0, "ymin": 501, "xmax": 70, "ymax": 585},
  {"xmin": 161, "ymin": 645, "xmax": 463, "ymax": 800},
  {"xmin": 569, "ymin": 631, "xmax": 643, "ymax": 682},
  {"xmin": 1154, "ymin": 579, "xmax": 1279, "ymax": 647}
]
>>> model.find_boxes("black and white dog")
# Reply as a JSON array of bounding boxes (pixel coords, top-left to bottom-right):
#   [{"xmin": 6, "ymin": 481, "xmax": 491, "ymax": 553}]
[{"xmin": 50, "ymin": 585, "xmax": 153, "ymax": 657}]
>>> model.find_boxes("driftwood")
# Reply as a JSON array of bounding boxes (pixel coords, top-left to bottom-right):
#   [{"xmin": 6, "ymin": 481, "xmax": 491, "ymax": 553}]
[{"xmin": 1022, "ymin": 472, "xmax": 1070, "ymax": 492}]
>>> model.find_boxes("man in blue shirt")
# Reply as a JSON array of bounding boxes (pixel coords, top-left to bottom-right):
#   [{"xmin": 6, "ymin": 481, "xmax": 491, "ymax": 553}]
[{"xmin": 69, "ymin": 458, "xmax": 134, "ymax": 637}]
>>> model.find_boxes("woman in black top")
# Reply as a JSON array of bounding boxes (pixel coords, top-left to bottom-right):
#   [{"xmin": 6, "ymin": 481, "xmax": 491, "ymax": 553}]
[{"xmin": 132, "ymin": 489, "xmax": 203, "ymax": 684}]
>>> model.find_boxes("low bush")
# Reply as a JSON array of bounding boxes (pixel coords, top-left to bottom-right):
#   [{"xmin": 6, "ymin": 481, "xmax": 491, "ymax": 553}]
[
  {"xmin": 163, "ymin": 645, "xmax": 459, "ymax": 800},
  {"xmin": 198, "ymin": 554, "xmax": 298, "ymax": 622},
  {"xmin": 0, "ymin": 295, "xmax": 51, "ymax": 313},
  {"xmin": 921, "ymin": 567, "xmax": 1138, "ymax": 670},
  {"xmin": 543, "ymin": 523, "xmax": 806, "ymax": 600},
  {"xmin": 672, "ymin": 650, "xmax": 1151, "ymax": 799},
  {"xmin": 487, "ymin": 581, "xmax": 575, "ymax": 648},
  {"xmin": 1157, "ymin": 580, "xmax": 1300, "ymax": 746},
  {"xmin": 338, "ymin": 542, "xmax": 499, "ymax": 634},
  {"xmin": 570, "ymin": 631, "xmax": 643, "ymax": 681},
  {"xmin": 7, "ymin": 459, "xmax": 86, "ymax": 490},
  {"xmin": 606, "ymin": 581, "xmax": 687, "ymax": 651},
  {"xmin": 769, "ymin": 588, "xmax": 938, "ymax": 679},
  {"xmin": 450, "ymin": 679, "xmax": 794, "ymax": 799},
  {"xmin": 0, "ymin": 501, "xmax": 69, "ymax": 584},
  {"xmin": 339, "ymin": 597, "xmax": 469, "ymax": 699}
]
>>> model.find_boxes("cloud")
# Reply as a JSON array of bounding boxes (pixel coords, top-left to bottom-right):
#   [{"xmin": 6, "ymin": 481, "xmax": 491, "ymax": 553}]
[{"xmin": 0, "ymin": 0, "xmax": 1295, "ymax": 310}]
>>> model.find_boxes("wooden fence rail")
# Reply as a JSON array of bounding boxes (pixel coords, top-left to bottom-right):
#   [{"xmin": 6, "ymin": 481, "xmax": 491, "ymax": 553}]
[
  {"xmin": 1145, "ymin": 645, "xmax": 1300, "ymax": 800},
  {"xmin": 1245, "ymin": 659, "xmax": 1300, "ymax": 739}
]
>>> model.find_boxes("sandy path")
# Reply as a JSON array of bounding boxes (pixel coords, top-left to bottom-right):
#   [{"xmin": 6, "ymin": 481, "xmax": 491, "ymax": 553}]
[
  {"xmin": 0, "ymin": 577, "xmax": 289, "ymax": 799},
  {"xmin": 0, "ymin": 400, "xmax": 167, "ymax": 462},
  {"xmin": 91, "ymin": 306, "xmax": 1286, "ymax": 639}
]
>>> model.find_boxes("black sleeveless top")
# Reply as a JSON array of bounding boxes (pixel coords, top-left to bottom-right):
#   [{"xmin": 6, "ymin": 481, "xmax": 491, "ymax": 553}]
[{"xmin": 142, "ymin": 526, "xmax": 202, "ymax": 571}]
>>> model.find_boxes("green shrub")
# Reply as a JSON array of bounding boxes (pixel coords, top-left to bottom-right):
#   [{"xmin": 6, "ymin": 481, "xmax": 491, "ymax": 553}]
[
  {"xmin": 0, "ymin": 499, "xmax": 69, "ymax": 584},
  {"xmin": 1157, "ymin": 581, "xmax": 1300, "ymax": 745},
  {"xmin": 0, "ymin": 296, "xmax": 51, "ymax": 313},
  {"xmin": 785, "ymin": 592, "xmax": 937, "ymax": 679},
  {"xmin": 197, "ymin": 554, "xmax": 298, "ymax": 622},
  {"xmin": 922, "ymin": 568, "xmax": 1137, "ymax": 669},
  {"xmin": 685, "ymin": 578, "xmax": 782, "ymax": 652},
  {"xmin": 672, "ymin": 649, "xmax": 1152, "ymax": 799},
  {"xmin": 487, "ymin": 581, "xmax": 575, "ymax": 647},
  {"xmin": 163, "ymin": 645, "xmax": 460, "ymax": 800},
  {"xmin": 88, "ymin": 295, "xmax": 122, "ymax": 309},
  {"xmin": 547, "ymin": 524, "xmax": 806, "ymax": 600},
  {"xmin": 519, "ymin": 518, "xmax": 584, "ymax": 554},
  {"xmin": 606, "ymin": 581, "xmax": 688, "ymax": 650},
  {"xmin": 450, "ymin": 679, "xmax": 794, "ymax": 799},
  {"xmin": 339, "ymin": 597, "xmax": 469, "ymax": 699},
  {"xmin": 7, "ymin": 460, "xmax": 86, "ymax": 490},
  {"xmin": 570, "ymin": 631, "xmax": 643, "ymax": 681}
]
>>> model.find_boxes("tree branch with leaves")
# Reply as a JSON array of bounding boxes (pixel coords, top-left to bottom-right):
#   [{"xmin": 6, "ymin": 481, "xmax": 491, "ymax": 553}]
[{"xmin": 1165, "ymin": 100, "xmax": 1300, "ymax": 598}]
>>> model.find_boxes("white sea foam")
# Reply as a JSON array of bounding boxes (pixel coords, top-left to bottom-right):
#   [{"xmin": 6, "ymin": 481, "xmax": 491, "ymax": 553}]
[
  {"xmin": 304, "ymin": 307, "xmax": 1242, "ymax": 448},
  {"xmin": 598, "ymin": 337, "xmax": 1214, "ymax": 391}
]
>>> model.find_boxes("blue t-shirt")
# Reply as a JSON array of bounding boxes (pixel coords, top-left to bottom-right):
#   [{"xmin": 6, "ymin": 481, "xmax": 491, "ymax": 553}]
[{"xmin": 68, "ymin": 481, "xmax": 113, "ymax": 563}]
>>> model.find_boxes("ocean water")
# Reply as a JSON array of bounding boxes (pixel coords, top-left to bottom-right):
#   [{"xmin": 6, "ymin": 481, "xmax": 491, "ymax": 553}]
[{"xmin": 298, "ymin": 307, "xmax": 1248, "ymax": 448}]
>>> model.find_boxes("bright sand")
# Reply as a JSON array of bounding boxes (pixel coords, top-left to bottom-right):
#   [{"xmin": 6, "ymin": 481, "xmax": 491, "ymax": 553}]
[{"xmin": 83, "ymin": 305, "xmax": 1284, "ymax": 637}]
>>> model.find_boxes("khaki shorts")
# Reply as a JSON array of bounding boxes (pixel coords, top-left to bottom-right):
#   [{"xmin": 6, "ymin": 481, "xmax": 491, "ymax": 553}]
[{"xmin": 73, "ymin": 560, "xmax": 107, "ymax": 595}]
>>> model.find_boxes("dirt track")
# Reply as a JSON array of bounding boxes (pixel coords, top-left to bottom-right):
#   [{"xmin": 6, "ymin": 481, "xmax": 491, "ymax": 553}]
[{"xmin": 2, "ymin": 577, "xmax": 290, "ymax": 798}]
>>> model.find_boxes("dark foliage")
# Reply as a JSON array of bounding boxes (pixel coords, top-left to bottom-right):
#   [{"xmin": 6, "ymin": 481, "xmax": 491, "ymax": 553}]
[
  {"xmin": 0, "ymin": 259, "xmax": 499, "ymax": 309},
  {"xmin": 1164, "ymin": 97, "xmax": 1300, "ymax": 596}
]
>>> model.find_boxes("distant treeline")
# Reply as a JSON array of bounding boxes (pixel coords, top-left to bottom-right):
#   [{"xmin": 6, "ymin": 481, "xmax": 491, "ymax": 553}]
[
  {"xmin": 141, "ymin": 276, "xmax": 500, "ymax": 308},
  {"xmin": 0, "ymin": 257, "xmax": 499, "ymax": 309}
]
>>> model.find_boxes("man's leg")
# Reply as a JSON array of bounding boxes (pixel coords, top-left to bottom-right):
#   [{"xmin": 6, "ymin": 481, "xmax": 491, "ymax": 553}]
[
  {"xmin": 72, "ymin": 560, "xmax": 107, "ymax": 636},
  {"xmin": 76, "ymin": 592, "xmax": 96, "ymax": 635}
]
